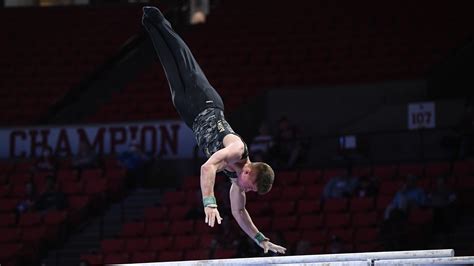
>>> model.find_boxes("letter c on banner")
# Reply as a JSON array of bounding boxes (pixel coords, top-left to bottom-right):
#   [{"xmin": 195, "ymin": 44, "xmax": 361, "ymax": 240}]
[{"xmin": 9, "ymin": 130, "xmax": 27, "ymax": 158}]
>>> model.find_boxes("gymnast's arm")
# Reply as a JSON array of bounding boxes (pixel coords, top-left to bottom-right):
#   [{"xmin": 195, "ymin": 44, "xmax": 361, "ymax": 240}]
[
  {"xmin": 229, "ymin": 182, "xmax": 286, "ymax": 254},
  {"xmin": 229, "ymin": 182, "xmax": 260, "ymax": 239},
  {"xmin": 200, "ymin": 143, "xmax": 243, "ymax": 227}
]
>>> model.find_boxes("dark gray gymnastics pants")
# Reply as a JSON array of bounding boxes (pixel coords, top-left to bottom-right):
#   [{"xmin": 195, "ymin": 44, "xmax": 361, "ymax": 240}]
[{"xmin": 142, "ymin": 6, "xmax": 224, "ymax": 128}]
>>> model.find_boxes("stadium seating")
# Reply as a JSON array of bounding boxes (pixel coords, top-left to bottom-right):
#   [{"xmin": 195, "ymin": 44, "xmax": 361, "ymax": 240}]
[
  {"xmin": 0, "ymin": 6, "xmax": 143, "ymax": 125},
  {"xmin": 78, "ymin": 159, "xmax": 474, "ymax": 264},
  {"xmin": 85, "ymin": 0, "xmax": 474, "ymax": 123},
  {"xmin": 0, "ymin": 157, "xmax": 126, "ymax": 265}
]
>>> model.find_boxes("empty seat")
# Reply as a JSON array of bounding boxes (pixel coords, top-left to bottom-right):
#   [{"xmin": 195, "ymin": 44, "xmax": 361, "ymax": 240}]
[
  {"xmin": 252, "ymin": 217, "xmax": 272, "ymax": 231},
  {"xmin": 184, "ymin": 190, "xmax": 200, "ymax": 205},
  {"xmin": 322, "ymin": 168, "xmax": 346, "ymax": 182},
  {"xmin": 324, "ymin": 198, "xmax": 348, "ymax": 212},
  {"xmin": 325, "ymin": 213, "xmax": 351, "ymax": 228},
  {"xmin": 56, "ymin": 169, "xmax": 78, "ymax": 183},
  {"xmin": 296, "ymin": 199, "xmax": 321, "ymax": 214},
  {"xmin": 8, "ymin": 173, "xmax": 31, "ymax": 185},
  {"xmin": 378, "ymin": 180, "xmax": 403, "ymax": 196},
  {"xmin": 121, "ymin": 222, "xmax": 145, "ymax": 238},
  {"xmin": 417, "ymin": 177, "xmax": 432, "ymax": 190},
  {"xmin": 300, "ymin": 230, "xmax": 326, "ymax": 245},
  {"xmin": 169, "ymin": 220, "xmax": 194, "ymax": 235},
  {"xmin": 302, "ymin": 185, "xmax": 324, "ymax": 200},
  {"xmin": 246, "ymin": 201, "xmax": 272, "ymax": 216},
  {"xmin": 68, "ymin": 195, "xmax": 90, "ymax": 210},
  {"xmin": 354, "ymin": 228, "xmax": 378, "ymax": 243},
  {"xmin": 21, "ymin": 226, "xmax": 47, "ymax": 244},
  {"xmin": 280, "ymin": 186, "xmax": 304, "ymax": 200},
  {"xmin": 0, "ymin": 243, "xmax": 22, "ymax": 264},
  {"xmin": 101, "ymin": 239, "xmax": 125, "ymax": 253},
  {"xmin": 182, "ymin": 176, "xmax": 200, "ymax": 190},
  {"xmin": 82, "ymin": 169, "xmax": 103, "ymax": 180},
  {"xmin": 199, "ymin": 234, "xmax": 215, "ymax": 249},
  {"xmin": 352, "ymin": 165, "xmax": 372, "ymax": 177},
  {"xmin": 194, "ymin": 220, "xmax": 218, "ymax": 235},
  {"xmin": 168, "ymin": 206, "xmax": 189, "ymax": 220},
  {"xmin": 0, "ymin": 199, "xmax": 18, "ymax": 213},
  {"xmin": 328, "ymin": 228, "xmax": 353, "ymax": 242},
  {"xmin": 104, "ymin": 253, "xmax": 129, "ymax": 264},
  {"xmin": 272, "ymin": 216, "xmax": 297, "ymax": 231},
  {"xmin": 424, "ymin": 161, "xmax": 451, "ymax": 178},
  {"xmin": 297, "ymin": 214, "xmax": 323, "ymax": 230},
  {"xmin": 373, "ymin": 164, "xmax": 397, "ymax": 179},
  {"xmin": 259, "ymin": 187, "xmax": 282, "ymax": 201},
  {"xmin": 398, "ymin": 163, "xmax": 424, "ymax": 177},
  {"xmin": 458, "ymin": 190, "xmax": 474, "ymax": 209},
  {"xmin": 456, "ymin": 176, "xmax": 474, "ymax": 189},
  {"xmin": 163, "ymin": 191, "xmax": 186, "ymax": 205},
  {"xmin": 408, "ymin": 208, "xmax": 433, "ymax": 225},
  {"xmin": 158, "ymin": 250, "xmax": 183, "ymax": 261},
  {"xmin": 271, "ymin": 201, "xmax": 295, "ymax": 216},
  {"xmin": 144, "ymin": 206, "xmax": 168, "ymax": 221},
  {"xmin": 350, "ymin": 197, "xmax": 375, "ymax": 212},
  {"xmin": 0, "ymin": 162, "xmax": 14, "ymax": 175},
  {"xmin": 0, "ymin": 185, "xmax": 10, "ymax": 197},
  {"xmin": 0, "ymin": 213, "xmax": 16, "ymax": 227},
  {"xmin": 0, "ymin": 228, "xmax": 21, "ymax": 243},
  {"xmin": 298, "ymin": 169, "xmax": 322, "ymax": 184},
  {"xmin": 148, "ymin": 236, "xmax": 174, "ymax": 251},
  {"xmin": 173, "ymin": 235, "xmax": 199, "ymax": 249},
  {"xmin": 10, "ymin": 184, "xmax": 27, "ymax": 198},
  {"xmin": 282, "ymin": 231, "xmax": 301, "ymax": 247},
  {"xmin": 184, "ymin": 249, "xmax": 209, "ymax": 260},
  {"xmin": 354, "ymin": 242, "xmax": 380, "ymax": 252},
  {"xmin": 376, "ymin": 195, "xmax": 393, "ymax": 211},
  {"xmin": 61, "ymin": 181, "xmax": 84, "ymax": 195},
  {"xmin": 84, "ymin": 178, "xmax": 107, "ymax": 195},
  {"xmin": 213, "ymin": 248, "xmax": 235, "ymax": 259},
  {"xmin": 352, "ymin": 211, "xmax": 377, "ymax": 227},
  {"xmin": 125, "ymin": 238, "xmax": 149, "ymax": 252},
  {"xmin": 145, "ymin": 221, "xmax": 169, "ymax": 236},
  {"xmin": 131, "ymin": 251, "xmax": 156, "ymax": 263},
  {"xmin": 453, "ymin": 160, "xmax": 474, "ymax": 177},
  {"xmin": 33, "ymin": 172, "xmax": 50, "ymax": 187},
  {"xmin": 276, "ymin": 171, "xmax": 299, "ymax": 185},
  {"xmin": 325, "ymin": 242, "xmax": 354, "ymax": 253},
  {"xmin": 19, "ymin": 212, "xmax": 43, "ymax": 227}
]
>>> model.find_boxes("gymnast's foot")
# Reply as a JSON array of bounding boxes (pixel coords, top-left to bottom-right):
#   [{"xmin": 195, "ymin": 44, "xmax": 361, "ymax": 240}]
[{"xmin": 142, "ymin": 6, "xmax": 164, "ymax": 25}]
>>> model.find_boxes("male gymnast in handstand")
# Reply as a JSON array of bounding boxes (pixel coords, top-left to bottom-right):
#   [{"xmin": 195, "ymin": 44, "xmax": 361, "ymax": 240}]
[{"xmin": 142, "ymin": 6, "xmax": 286, "ymax": 254}]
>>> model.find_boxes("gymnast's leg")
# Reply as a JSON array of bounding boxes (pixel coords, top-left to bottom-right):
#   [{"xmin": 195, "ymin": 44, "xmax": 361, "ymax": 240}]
[{"xmin": 142, "ymin": 6, "xmax": 223, "ymax": 128}]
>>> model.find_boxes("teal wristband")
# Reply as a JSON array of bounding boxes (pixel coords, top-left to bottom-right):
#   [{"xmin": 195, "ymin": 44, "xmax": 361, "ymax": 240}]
[
  {"xmin": 202, "ymin": 196, "xmax": 217, "ymax": 207},
  {"xmin": 254, "ymin": 232, "xmax": 267, "ymax": 244}
]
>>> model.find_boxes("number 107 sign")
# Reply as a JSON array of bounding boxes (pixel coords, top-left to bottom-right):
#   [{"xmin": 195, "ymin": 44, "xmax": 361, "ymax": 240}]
[{"xmin": 408, "ymin": 102, "xmax": 436, "ymax": 130}]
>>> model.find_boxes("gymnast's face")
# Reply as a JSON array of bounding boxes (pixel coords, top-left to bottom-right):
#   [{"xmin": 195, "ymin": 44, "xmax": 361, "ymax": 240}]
[{"xmin": 238, "ymin": 165, "xmax": 258, "ymax": 193}]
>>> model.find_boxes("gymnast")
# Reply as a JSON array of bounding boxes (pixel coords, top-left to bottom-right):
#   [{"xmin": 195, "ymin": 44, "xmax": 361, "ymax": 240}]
[{"xmin": 142, "ymin": 6, "xmax": 286, "ymax": 254}]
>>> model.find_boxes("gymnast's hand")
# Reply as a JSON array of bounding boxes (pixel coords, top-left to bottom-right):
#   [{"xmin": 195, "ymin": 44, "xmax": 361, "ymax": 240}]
[
  {"xmin": 204, "ymin": 206, "xmax": 223, "ymax": 227},
  {"xmin": 259, "ymin": 240, "xmax": 287, "ymax": 254}
]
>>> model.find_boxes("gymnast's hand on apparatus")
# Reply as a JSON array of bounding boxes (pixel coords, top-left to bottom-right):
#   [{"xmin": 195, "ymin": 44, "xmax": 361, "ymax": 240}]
[
  {"xmin": 204, "ymin": 205, "xmax": 223, "ymax": 227},
  {"xmin": 260, "ymin": 240, "xmax": 287, "ymax": 254}
]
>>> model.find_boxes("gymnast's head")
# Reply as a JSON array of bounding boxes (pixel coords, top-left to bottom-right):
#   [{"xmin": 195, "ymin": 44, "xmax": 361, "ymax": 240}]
[{"xmin": 237, "ymin": 162, "xmax": 274, "ymax": 194}]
